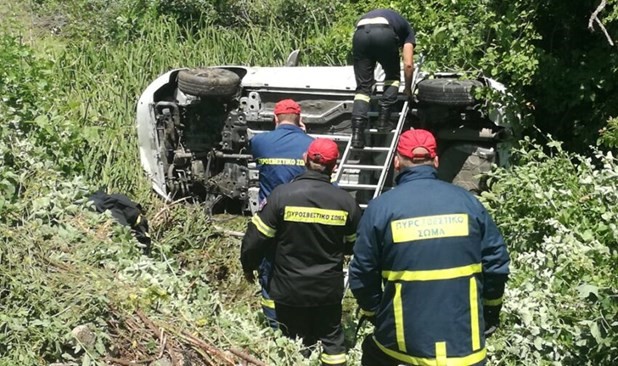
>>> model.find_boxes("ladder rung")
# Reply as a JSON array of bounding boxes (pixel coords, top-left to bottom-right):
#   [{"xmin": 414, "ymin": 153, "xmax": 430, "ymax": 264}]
[
  {"xmin": 337, "ymin": 183, "xmax": 378, "ymax": 190},
  {"xmin": 370, "ymin": 95, "xmax": 409, "ymax": 102},
  {"xmin": 351, "ymin": 146, "xmax": 390, "ymax": 152},
  {"xmin": 367, "ymin": 128, "xmax": 396, "ymax": 134},
  {"xmin": 367, "ymin": 112, "xmax": 402, "ymax": 117},
  {"xmin": 341, "ymin": 164, "xmax": 385, "ymax": 170},
  {"xmin": 335, "ymin": 63, "xmax": 421, "ymax": 207}
]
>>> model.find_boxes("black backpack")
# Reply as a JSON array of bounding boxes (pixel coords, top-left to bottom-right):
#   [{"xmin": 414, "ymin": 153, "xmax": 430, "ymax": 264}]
[{"xmin": 88, "ymin": 191, "xmax": 151, "ymax": 253}]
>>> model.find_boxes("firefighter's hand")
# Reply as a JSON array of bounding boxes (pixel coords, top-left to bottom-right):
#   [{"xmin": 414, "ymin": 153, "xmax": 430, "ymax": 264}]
[
  {"xmin": 244, "ymin": 270, "xmax": 256, "ymax": 283},
  {"xmin": 363, "ymin": 314, "xmax": 376, "ymax": 326},
  {"xmin": 357, "ymin": 308, "xmax": 376, "ymax": 326},
  {"xmin": 484, "ymin": 306, "xmax": 500, "ymax": 338},
  {"xmin": 299, "ymin": 120, "xmax": 307, "ymax": 132},
  {"xmin": 484, "ymin": 325, "xmax": 498, "ymax": 338}
]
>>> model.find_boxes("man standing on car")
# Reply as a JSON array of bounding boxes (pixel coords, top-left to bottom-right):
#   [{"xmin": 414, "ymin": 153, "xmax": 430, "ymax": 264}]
[
  {"xmin": 348, "ymin": 129, "xmax": 510, "ymax": 365},
  {"xmin": 241, "ymin": 138, "xmax": 362, "ymax": 366},
  {"xmin": 248, "ymin": 98, "xmax": 313, "ymax": 329},
  {"xmin": 351, "ymin": 8, "xmax": 416, "ymax": 148}
]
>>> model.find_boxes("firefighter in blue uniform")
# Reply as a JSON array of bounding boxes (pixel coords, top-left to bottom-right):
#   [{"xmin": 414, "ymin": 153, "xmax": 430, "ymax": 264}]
[
  {"xmin": 248, "ymin": 99, "xmax": 314, "ymax": 328},
  {"xmin": 351, "ymin": 8, "xmax": 416, "ymax": 148},
  {"xmin": 241, "ymin": 139, "xmax": 362, "ymax": 366},
  {"xmin": 349, "ymin": 129, "xmax": 510, "ymax": 366}
]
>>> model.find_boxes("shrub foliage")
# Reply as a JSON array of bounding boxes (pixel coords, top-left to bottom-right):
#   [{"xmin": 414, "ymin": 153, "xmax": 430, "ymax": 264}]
[{"xmin": 483, "ymin": 139, "xmax": 618, "ymax": 364}]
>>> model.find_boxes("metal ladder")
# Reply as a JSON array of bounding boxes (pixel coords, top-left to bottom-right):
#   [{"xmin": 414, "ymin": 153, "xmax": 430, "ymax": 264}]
[
  {"xmin": 333, "ymin": 59, "xmax": 424, "ymax": 208},
  {"xmin": 333, "ymin": 103, "xmax": 408, "ymax": 207}
]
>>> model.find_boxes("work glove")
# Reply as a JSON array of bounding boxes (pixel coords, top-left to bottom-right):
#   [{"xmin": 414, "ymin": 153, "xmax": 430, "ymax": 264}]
[
  {"xmin": 360, "ymin": 314, "xmax": 376, "ymax": 327},
  {"xmin": 351, "ymin": 307, "xmax": 376, "ymax": 348},
  {"xmin": 243, "ymin": 270, "xmax": 256, "ymax": 283},
  {"xmin": 484, "ymin": 305, "xmax": 501, "ymax": 338},
  {"xmin": 357, "ymin": 307, "xmax": 377, "ymax": 326},
  {"xmin": 484, "ymin": 325, "xmax": 498, "ymax": 338}
]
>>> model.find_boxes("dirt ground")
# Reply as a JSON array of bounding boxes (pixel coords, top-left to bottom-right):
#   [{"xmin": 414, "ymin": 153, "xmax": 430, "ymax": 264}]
[{"xmin": 0, "ymin": 1, "xmax": 65, "ymax": 43}]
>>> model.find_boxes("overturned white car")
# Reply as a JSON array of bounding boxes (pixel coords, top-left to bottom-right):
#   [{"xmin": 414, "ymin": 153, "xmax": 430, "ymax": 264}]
[{"xmin": 136, "ymin": 55, "xmax": 511, "ymax": 213}]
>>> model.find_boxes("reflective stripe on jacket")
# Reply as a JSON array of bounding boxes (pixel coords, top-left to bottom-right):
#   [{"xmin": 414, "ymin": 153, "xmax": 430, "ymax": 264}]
[
  {"xmin": 241, "ymin": 170, "xmax": 362, "ymax": 306},
  {"xmin": 249, "ymin": 124, "xmax": 314, "ymax": 202},
  {"xmin": 358, "ymin": 8, "xmax": 416, "ymax": 47},
  {"xmin": 349, "ymin": 165, "xmax": 510, "ymax": 364}
]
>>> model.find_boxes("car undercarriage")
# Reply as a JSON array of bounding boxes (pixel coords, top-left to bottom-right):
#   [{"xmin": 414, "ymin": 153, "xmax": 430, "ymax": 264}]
[{"xmin": 136, "ymin": 60, "xmax": 511, "ymax": 213}]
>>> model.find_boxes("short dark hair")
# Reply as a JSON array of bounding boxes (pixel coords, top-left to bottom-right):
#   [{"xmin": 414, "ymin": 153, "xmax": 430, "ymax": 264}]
[
  {"xmin": 306, "ymin": 159, "xmax": 333, "ymax": 175},
  {"xmin": 277, "ymin": 113, "xmax": 301, "ymax": 125},
  {"xmin": 397, "ymin": 153, "xmax": 433, "ymax": 168}
]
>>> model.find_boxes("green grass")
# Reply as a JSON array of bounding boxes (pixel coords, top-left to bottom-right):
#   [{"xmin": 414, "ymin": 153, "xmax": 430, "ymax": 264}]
[{"xmin": 49, "ymin": 19, "xmax": 307, "ymax": 201}]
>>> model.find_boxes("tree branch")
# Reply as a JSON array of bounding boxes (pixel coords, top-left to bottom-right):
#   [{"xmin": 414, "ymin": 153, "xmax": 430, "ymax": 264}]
[
  {"xmin": 595, "ymin": 16, "xmax": 615, "ymax": 46},
  {"xmin": 588, "ymin": 0, "xmax": 615, "ymax": 46},
  {"xmin": 589, "ymin": 0, "xmax": 607, "ymax": 30}
]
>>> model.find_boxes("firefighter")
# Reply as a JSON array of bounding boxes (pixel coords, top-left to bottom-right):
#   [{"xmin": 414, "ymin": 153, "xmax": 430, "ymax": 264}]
[
  {"xmin": 250, "ymin": 98, "xmax": 314, "ymax": 203},
  {"xmin": 348, "ymin": 129, "xmax": 510, "ymax": 366},
  {"xmin": 241, "ymin": 138, "xmax": 362, "ymax": 366},
  {"xmin": 351, "ymin": 8, "xmax": 416, "ymax": 148},
  {"xmin": 248, "ymin": 98, "xmax": 314, "ymax": 329}
]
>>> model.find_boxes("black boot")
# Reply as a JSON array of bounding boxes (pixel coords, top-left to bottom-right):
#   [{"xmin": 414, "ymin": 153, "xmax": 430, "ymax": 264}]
[
  {"xmin": 376, "ymin": 107, "xmax": 392, "ymax": 132},
  {"xmin": 351, "ymin": 117, "xmax": 366, "ymax": 148}
]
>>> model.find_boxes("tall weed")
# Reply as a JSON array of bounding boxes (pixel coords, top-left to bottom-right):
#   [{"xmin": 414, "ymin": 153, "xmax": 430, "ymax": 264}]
[
  {"xmin": 51, "ymin": 19, "xmax": 304, "ymax": 200},
  {"xmin": 0, "ymin": 35, "xmax": 88, "ymax": 221}
]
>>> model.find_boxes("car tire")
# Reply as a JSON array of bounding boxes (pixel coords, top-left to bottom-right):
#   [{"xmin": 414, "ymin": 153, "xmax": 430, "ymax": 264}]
[
  {"xmin": 417, "ymin": 78, "xmax": 483, "ymax": 106},
  {"xmin": 177, "ymin": 68, "xmax": 241, "ymax": 98},
  {"xmin": 437, "ymin": 143, "xmax": 496, "ymax": 194}
]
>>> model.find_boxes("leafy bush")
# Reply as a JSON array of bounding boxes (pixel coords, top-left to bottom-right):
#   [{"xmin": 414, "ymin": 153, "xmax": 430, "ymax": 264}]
[
  {"xmin": 0, "ymin": 186, "xmax": 353, "ymax": 365},
  {"xmin": 155, "ymin": 0, "xmax": 217, "ymax": 25},
  {"xmin": 0, "ymin": 35, "xmax": 88, "ymax": 221},
  {"xmin": 482, "ymin": 137, "xmax": 618, "ymax": 364},
  {"xmin": 599, "ymin": 117, "xmax": 618, "ymax": 149},
  {"xmin": 31, "ymin": 0, "xmax": 158, "ymax": 40},
  {"xmin": 33, "ymin": 0, "xmax": 338, "ymax": 42}
]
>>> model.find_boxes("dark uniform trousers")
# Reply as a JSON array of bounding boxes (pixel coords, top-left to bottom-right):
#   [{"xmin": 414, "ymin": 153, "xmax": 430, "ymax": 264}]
[
  {"xmin": 352, "ymin": 24, "xmax": 401, "ymax": 122},
  {"xmin": 249, "ymin": 124, "xmax": 313, "ymax": 329},
  {"xmin": 277, "ymin": 303, "xmax": 346, "ymax": 366},
  {"xmin": 258, "ymin": 256, "xmax": 277, "ymax": 328},
  {"xmin": 361, "ymin": 336, "xmax": 406, "ymax": 366},
  {"xmin": 361, "ymin": 336, "xmax": 487, "ymax": 366}
]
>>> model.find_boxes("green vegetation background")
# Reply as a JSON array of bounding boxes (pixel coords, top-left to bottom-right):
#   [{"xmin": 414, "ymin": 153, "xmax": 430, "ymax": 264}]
[{"xmin": 0, "ymin": 0, "xmax": 616, "ymax": 365}]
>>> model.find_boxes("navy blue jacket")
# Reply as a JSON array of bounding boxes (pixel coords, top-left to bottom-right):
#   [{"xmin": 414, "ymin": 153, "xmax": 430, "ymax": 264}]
[
  {"xmin": 249, "ymin": 124, "xmax": 314, "ymax": 202},
  {"xmin": 349, "ymin": 165, "xmax": 510, "ymax": 365}
]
